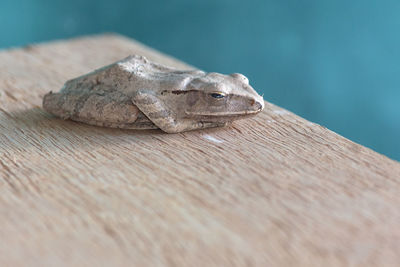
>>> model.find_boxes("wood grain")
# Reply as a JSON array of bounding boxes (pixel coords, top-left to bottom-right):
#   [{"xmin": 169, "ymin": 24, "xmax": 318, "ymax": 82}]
[{"xmin": 0, "ymin": 34, "xmax": 399, "ymax": 267}]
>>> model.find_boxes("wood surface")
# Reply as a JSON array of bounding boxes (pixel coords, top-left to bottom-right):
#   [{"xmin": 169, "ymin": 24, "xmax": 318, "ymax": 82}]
[{"xmin": 0, "ymin": 34, "xmax": 399, "ymax": 267}]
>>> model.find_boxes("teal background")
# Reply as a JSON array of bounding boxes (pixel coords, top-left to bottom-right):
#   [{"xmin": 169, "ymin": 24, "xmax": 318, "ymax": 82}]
[{"xmin": 1, "ymin": 0, "xmax": 399, "ymax": 160}]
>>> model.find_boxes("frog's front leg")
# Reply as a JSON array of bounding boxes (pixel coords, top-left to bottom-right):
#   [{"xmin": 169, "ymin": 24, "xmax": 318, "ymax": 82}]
[{"xmin": 132, "ymin": 90, "xmax": 201, "ymax": 133}]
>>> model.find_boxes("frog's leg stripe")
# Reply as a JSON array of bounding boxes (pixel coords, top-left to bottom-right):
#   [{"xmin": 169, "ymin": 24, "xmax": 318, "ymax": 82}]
[{"xmin": 73, "ymin": 92, "xmax": 92, "ymax": 117}]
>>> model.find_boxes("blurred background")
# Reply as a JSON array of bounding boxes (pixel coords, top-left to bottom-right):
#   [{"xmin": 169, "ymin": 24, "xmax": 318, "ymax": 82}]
[{"xmin": 1, "ymin": 0, "xmax": 399, "ymax": 160}]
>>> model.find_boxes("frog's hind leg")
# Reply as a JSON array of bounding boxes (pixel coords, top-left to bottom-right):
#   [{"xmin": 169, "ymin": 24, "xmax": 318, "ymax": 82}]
[{"xmin": 43, "ymin": 91, "xmax": 157, "ymax": 129}]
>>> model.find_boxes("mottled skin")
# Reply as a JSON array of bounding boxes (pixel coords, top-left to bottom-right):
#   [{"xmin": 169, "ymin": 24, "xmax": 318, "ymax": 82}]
[{"xmin": 43, "ymin": 55, "xmax": 264, "ymax": 133}]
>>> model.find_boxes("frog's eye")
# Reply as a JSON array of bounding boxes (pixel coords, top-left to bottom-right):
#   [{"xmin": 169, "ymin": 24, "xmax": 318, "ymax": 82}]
[{"xmin": 210, "ymin": 92, "xmax": 226, "ymax": 99}]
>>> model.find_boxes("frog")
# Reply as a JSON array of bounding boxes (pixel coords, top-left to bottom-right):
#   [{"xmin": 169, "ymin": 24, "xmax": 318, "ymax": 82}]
[{"xmin": 42, "ymin": 55, "xmax": 264, "ymax": 133}]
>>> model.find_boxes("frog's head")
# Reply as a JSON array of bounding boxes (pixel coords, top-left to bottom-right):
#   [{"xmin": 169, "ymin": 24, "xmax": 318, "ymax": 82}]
[{"xmin": 180, "ymin": 72, "xmax": 264, "ymax": 122}]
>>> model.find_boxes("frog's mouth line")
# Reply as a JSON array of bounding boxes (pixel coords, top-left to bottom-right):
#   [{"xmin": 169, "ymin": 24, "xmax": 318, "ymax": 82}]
[
  {"xmin": 185, "ymin": 112, "xmax": 261, "ymax": 123},
  {"xmin": 185, "ymin": 105, "xmax": 263, "ymax": 117}
]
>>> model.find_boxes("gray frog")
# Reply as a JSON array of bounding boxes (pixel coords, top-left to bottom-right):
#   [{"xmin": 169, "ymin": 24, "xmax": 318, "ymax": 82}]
[{"xmin": 43, "ymin": 55, "xmax": 264, "ymax": 133}]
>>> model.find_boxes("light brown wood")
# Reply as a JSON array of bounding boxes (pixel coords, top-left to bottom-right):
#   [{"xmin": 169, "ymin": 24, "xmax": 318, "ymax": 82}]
[{"xmin": 0, "ymin": 34, "xmax": 399, "ymax": 267}]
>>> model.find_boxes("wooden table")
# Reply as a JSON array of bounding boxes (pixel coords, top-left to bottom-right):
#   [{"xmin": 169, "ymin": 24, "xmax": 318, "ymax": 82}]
[{"xmin": 1, "ymin": 34, "xmax": 399, "ymax": 267}]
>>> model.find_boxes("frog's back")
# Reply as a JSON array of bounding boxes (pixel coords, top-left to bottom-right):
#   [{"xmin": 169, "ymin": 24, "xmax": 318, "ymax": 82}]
[{"xmin": 42, "ymin": 55, "xmax": 198, "ymax": 130}]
